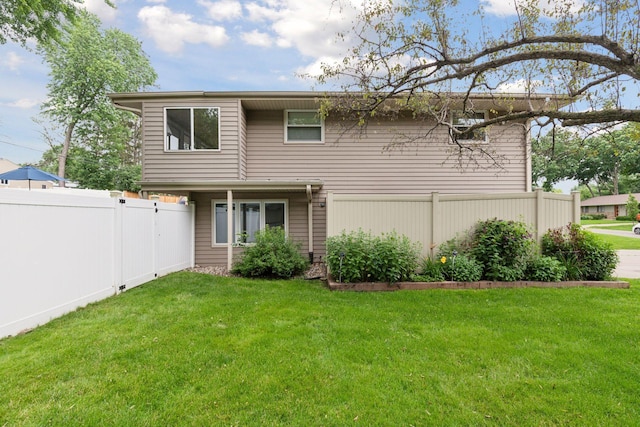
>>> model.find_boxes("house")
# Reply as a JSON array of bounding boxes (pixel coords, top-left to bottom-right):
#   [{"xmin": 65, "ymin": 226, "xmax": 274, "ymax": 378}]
[
  {"xmin": 581, "ymin": 193, "xmax": 640, "ymax": 219},
  {"xmin": 0, "ymin": 158, "xmax": 54, "ymax": 190},
  {"xmin": 109, "ymin": 91, "xmax": 569, "ymax": 269}
]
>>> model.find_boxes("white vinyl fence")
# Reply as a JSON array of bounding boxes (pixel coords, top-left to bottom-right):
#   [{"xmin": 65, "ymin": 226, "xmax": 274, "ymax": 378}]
[
  {"xmin": 327, "ymin": 189, "xmax": 581, "ymax": 257},
  {"xmin": 0, "ymin": 190, "xmax": 194, "ymax": 339}
]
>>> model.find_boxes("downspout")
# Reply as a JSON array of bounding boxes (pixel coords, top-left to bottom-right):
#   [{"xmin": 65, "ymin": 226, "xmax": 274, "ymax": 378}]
[
  {"xmin": 227, "ymin": 190, "xmax": 233, "ymax": 272},
  {"xmin": 113, "ymin": 103, "xmax": 142, "ymax": 116},
  {"xmin": 306, "ymin": 185, "xmax": 314, "ymax": 263},
  {"xmin": 525, "ymin": 119, "xmax": 532, "ymax": 192}
]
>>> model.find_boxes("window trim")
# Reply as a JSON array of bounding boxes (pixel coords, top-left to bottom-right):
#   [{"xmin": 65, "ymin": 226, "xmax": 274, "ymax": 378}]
[
  {"xmin": 450, "ymin": 110, "xmax": 489, "ymax": 144},
  {"xmin": 211, "ymin": 199, "xmax": 288, "ymax": 246},
  {"xmin": 284, "ymin": 109, "xmax": 325, "ymax": 144},
  {"xmin": 164, "ymin": 106, "xmax": 221, "ymax": 152}
]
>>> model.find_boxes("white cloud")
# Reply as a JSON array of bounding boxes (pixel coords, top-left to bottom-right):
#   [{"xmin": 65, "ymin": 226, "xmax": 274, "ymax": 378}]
[
  {"xmin": 4, "ymin": 52, "xmax": 24, "ymax": 71},
  {"xmin": 138, "ymin": 5, "xmax": 229, "ymax": 54},
  {"xmin": 497, "ymin": 79, "xmax": 546, "ymax": 93},
  {"xmin": 198, "ymin": 0, "xmax": 243, "ymax": 21},
  {"xmin": 241, "ymin": 30, "xmax": 273, "ymax": 47},
  {"xmin": 7, "ymin": 98, "xmax": 40, "ymax": 109},
  {"xmin": 242, "ymin": 0, "xmax": 363, "ymax": 59},
  {"xmin": 481, "ymin": 0, "xmax": 584, "ymax": 17},
  {"xmin": 82, "ymin": 0, "xmax": 118, "ymax": 22}
]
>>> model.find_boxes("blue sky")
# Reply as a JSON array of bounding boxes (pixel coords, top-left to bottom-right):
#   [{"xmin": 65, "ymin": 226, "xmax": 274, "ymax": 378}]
[{"xmin": 0, "ymin": 0, "xmax": 595, "ymax": 193}]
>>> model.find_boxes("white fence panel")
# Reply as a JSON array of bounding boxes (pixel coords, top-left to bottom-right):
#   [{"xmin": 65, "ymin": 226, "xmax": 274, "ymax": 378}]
[
  {"xmin": 0, "ymin": 190, "xmax": 116, "ymax": 339},
  {"xmin": 119, "ymin": 198, "xmax": 158, "ymax": 290},
  {"xmin": 0, "ymin": 190, "xmax": 194, "ymax": 339},
  {"xmin": 156, "ymin": 202, "xmax": 195, "ymax": 277}
]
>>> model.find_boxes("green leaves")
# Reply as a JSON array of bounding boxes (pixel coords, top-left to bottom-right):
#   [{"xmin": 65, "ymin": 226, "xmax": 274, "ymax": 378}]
[
  {"xmin": 231, "ymin": 227, "xmax": 309, "ymax": 279},
  {"xmin": 37, "ymin": 11, "xmax": 157, "ymax": 185},
  {"xmin": 326, "ymin": 230, "xmax": 421, "ymax": 283}
]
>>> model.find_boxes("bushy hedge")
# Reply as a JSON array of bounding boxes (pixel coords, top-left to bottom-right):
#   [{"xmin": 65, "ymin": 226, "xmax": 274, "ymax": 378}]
[
  {"xmin": 581, "ymin": 214, "xmax": 607, "ymax": 220},
  {"xmin": 326, "ymin": 230, "xmax": 421, "ymax": 283},
  {"xmin": 326, "ymin": 220, "xmax": 618, "ymax": 284},
  {"xmin": 231, "ymin": 226, "xmax": 308, "ymax": 279},
  {"xmin": 541, "ymin": 223, "xmax": 618, "ymax": 281}
]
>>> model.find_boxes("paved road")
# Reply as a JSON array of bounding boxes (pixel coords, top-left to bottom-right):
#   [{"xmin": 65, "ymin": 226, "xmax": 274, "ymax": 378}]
[{"xmin": 587, "ymin": 226, "xmax": 640, "ymax": 279}]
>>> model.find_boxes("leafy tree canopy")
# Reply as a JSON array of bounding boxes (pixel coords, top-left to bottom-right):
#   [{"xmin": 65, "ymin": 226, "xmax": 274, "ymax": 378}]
[
  {"xmin": 38, "ymin": 11, "xmax": 157, "ymax": 182},
  {"xmin": 0, "ymin": 0, "xmax": 111, "ymax": 46}
]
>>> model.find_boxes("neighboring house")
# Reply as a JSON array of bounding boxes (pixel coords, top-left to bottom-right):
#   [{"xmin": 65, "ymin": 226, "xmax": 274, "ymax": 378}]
[
  {"xmin": 581, "ymin": 193, "xmax": 640, "ymax": 219},
  {"xmin": 0, "ymin": 158, "xmax": 54, "ymax": 190},
  {"xmin": 109, "ymin": 91, "xmax": 568, "ymax": 268}
]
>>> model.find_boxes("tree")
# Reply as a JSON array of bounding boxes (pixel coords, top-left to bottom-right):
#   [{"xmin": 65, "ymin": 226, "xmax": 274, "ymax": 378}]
[
  {"xmin": 0, "ymin": 0, "xmax": 111, "ymax": 46},
  {"xmin": 532, "ymin": 129, "xmax": 581, "ymax": 191},
  {"xmin": 39, "ymin": 12, "xmax": 156, "ymax": 184},
  {"xmin": 626, "ymin": 194, "xmax": 639, "ymax": 220},
  {"xmin": 532, "ymin": 123, "xmax": 640, "ymax": 196},
  {"xmin": 316, "ymin": 0, "xmax": 640, "ymax": 159}
]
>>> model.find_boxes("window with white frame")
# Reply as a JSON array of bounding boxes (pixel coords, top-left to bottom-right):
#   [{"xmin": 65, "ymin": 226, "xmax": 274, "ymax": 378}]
[
  {"xmin": 450, "ymin": 110, "xmax": 488, "ymax": 143},
  {"xmin": 165, "ymin": 107, "xmax": 220, "ymax": 151},
  {"xmin": 212, "ymin": 200, "xmax": 287, "ymax": 245},
  {"xmin": 284, "ymin": 110, "xmax": 324, "ymax": 143},
  {"xmin": 0, "ymin": 179, "xmax": 8, "ymax": 185}
]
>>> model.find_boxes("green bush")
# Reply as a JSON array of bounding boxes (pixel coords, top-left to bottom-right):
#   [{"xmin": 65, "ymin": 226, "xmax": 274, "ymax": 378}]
[
  {"xmin": 231, "ymin": 226, "xmax": 308, "ymax": 279},
  {"xmin": 525, "ymin": 256, "xmax": 567, "ymax": 282},
  {"xmin": 541, "ymin": 223, "xmax": 618, "ymax": 281},
  {"xmin": 581, "ymin": 214, "xmax": 606, "ymax": 220},
  {"xmin": 326, "ymin": 230, "xmax": 421, "ymax": 283},
  {"xmin": 441, "ymin": 254, "xmax": 483, "ymax": 282},
  {"xmin": 415, "ymin": 257, "xmax": 445, "ymax": 282},
  {"xmin": 468, "ymin": 219, "xmax": 536, "ymax": 281},
  {"xmin": 616, "ymin": 216, "xmax": 632, "ymax": 221}
]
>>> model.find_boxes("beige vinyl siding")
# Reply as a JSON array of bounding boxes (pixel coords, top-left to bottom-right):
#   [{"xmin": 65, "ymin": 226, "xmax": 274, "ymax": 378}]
[
  {"xmin": 239, "ymin": 103, "xmax": 247, "ymax": 180},
  {"xmin": 192, "ymin": 191, "xmax": 319, "ymax": 266},
  {"xmin": 245, "ymin": 111, "xmax": 528, "ymax": 194},
  {"xmin": 141, "ymin": 98, "xmax": 241, "ymax": 182}
]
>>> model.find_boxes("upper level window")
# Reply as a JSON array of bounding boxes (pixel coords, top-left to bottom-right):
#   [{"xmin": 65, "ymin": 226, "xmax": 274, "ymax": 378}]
[
  {"xmin": 451, "ymin": 111, "xmax": 487, "ymax": 143},
  {"xmin": 285, "ymin": 110, "xmax": 324, "ymax": 143},
  {"xmin": 165, "ymin": 107, "xmax": 220, "ymax": 151}
]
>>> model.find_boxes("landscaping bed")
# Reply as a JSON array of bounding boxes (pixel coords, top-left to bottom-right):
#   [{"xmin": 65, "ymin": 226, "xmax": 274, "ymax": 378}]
[{"xmin": 327, "ymin": 277, "xmax": 630, "ymax": 291}]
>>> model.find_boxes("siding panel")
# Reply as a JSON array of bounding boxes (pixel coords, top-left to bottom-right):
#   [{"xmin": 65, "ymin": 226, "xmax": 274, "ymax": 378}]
[
  {"xmin": 246, "ymin": 110, "xmax": 528, "ymax": 194},
  {"xmin": 142, "ymin": 98, "xmax": 241, "ymax": 182}
]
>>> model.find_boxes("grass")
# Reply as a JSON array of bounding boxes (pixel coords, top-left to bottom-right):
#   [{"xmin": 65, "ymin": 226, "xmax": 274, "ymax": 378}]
[
  {"xmin": 591, "ymin": 224, "xmax": 635, "ymax": 232},
  {"xmin": 592, "ymin": 233, "xmax": 640, "ymax": 250},
  {"xmin": 581, "ymin": 219, "xmax": 626, "ymax": 225},
  {"xmin": 2, "ymin": 274, "xmax": 640, "ymax": 426}
]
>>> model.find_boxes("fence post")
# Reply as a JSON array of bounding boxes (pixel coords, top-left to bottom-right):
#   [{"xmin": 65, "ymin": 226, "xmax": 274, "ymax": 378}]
[
  {"xmin": 431, "ymin": 192, "xmax": 439, "ymax": 258},
  {"xmin": 572, "ymin": 191, "xmax": 581, "ymax": 224},
  {"xmin": 113, "ymin": 197, "xmax": 124, "ymax": 293},
  {"xmin": 535, "ymin": 188, "xmax": 545, "ymax": 243}
]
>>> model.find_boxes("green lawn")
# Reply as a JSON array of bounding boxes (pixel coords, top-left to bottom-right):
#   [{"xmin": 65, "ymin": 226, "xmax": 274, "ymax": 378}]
[
  {"xmin": 1, "ymin": 274, "xmax": 639, "ymax": 426},
  {"xmin": 592, "ymin": 233, "xmax": 640, "ymax": 249}
]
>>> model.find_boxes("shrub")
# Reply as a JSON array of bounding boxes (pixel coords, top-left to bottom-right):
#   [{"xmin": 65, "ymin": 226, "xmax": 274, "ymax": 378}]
[
  {"xmin": 581, "ymin": 214, "xmax": 607, "ymax": 220},
  {"xmin": 415, "ymin": 257, "xmax": 445, "ymax": 282},
  {"xmin": 326, "ymin": 230, "xmax": 421, "ymax": 283},
  {"xmin": 525, "ymin": 256, "xmax": 567, "ymax": 282},
  {"xmin": 231, "ymin": 226, "xmax": 308, "ymax": 279},
  {"xmin": 468, "ymin": 219, "xmax": 536, "ymax": 281},
  {"xmin": 616, "ymin": 216, "xmax": 632, "ymax": 221},
  {"xmin": 541, "ymin": 223, "xmax": 618, "ymax": 281},
  {"xmin": 440, "ymin": 254, "xmax": 483, "ymax": 282}
]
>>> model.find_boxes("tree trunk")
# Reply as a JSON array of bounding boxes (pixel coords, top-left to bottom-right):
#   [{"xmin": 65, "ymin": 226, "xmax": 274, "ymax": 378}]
[
  {"xmin": 57, "ymin": 121, "xmax": 76, "ymax": 188},
  {"xmin": 612, "ymin": 164, "xmax": 620, "ymax": 195}
]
